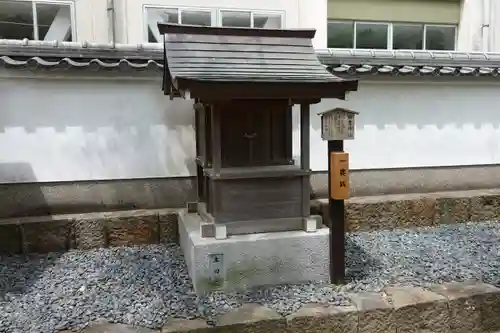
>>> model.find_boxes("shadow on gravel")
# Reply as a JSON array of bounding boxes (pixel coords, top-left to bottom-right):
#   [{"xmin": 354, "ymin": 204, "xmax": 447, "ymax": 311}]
[
  {"xmin": 0, "ymin": 252, "xmax": 62, "ymax": 301},
  {"xmin": 345, "ymin": 237, "xmax": 383, "ymax": 283}
]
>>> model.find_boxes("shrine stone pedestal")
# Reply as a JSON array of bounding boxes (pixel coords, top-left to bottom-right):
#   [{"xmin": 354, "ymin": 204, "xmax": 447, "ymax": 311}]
[{"xmin": 179, "ymin": 210, "xmax": 330, "ymax": 294}]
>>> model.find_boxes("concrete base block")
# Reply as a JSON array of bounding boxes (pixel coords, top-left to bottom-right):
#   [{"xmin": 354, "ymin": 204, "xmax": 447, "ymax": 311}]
[{"xmin": 178, "ymin": 210, "xmax": 330, "ymax": 294}]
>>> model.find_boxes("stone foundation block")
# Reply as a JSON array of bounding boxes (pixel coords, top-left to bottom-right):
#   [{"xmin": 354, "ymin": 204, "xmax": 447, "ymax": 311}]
[
  {"xmin": 21, "ymin": 218, "xmax": 73, "ymax": 253},
  {"xmin": 429, "ymin": 281, "xmax": 500, "ymax": 333},
  {"xmin": 349, "ymin": 292, "xmax": 395, "ymax": 333},
  {"xmin": 435, "ymin": 196, "xmax": 471, "ymax": 225},
  {"xmin": 214, "ymin": 304, "xmax": 285, "ymax": 333},
  {"xmin": 345, "ymin": 200, "xmax": 414, "ymax": 231},
  {"xmin": 159, "ymin": 211, "xmax": 178, "ymax": 244},
  {"xmin": 0, "ymin": 224, "xmax": 22, "ymax": 253},
  {"xmin": 286, "ymin": 303, "xmax": 357, "ymax": 333},
  {"xmin": 73, "ymin": 215, "xmax": 106, "ymax": 250},
  {"xmin": 384, "ymin": 286, "xmax": 450, "ymax": 333},
  {"xmin": 106, "ymin": 210, "xmax": 159, "ymax": 247},
  {"xmin": 180, "ymin": 212, "xmax": 330, "ymax": 294},
  {"xmin": 470, "ymin": 194, "xmax": 500, "ymax": 221},
  {"xmin": 404, "ymin": 198, "xmax": 437, "ymax": 228}
]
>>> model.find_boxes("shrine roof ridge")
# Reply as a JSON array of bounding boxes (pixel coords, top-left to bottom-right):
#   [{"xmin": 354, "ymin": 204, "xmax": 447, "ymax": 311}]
[{"xmin": 158, "ymin": 23, "xmax": 317, "ymax": 39}]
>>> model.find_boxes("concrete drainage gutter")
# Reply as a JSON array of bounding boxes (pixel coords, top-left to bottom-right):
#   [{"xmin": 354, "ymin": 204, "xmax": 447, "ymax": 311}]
[{"xmin": 69, "ymin": 281, "xmax": 500, "ymax": 333}]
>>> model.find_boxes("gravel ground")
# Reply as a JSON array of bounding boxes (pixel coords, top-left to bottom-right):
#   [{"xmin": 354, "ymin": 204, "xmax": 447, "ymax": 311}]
[{"xmin": 1, "ymin": 221, "xmax": 500, "ymax": 332}]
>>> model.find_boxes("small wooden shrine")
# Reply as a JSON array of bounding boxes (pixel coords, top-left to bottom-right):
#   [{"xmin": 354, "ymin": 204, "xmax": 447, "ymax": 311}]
[{"xmin": 158, "ymin": 23, "xmax": 358, "ymax": 238}]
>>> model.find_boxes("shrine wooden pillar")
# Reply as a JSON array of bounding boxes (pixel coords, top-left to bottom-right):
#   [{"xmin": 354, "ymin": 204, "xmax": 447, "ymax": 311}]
[{"xmin": 300, "ymin": 104, "xmax": 311, "ymax": 218}]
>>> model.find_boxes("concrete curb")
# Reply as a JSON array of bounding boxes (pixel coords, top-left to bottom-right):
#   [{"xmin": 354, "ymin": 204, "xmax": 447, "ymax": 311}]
[
  {"xmin": 1, "ymin": 189, "xmax": 500, "ymax": 254},
  {"xmin": 313, "ymin": 188, "xmax": 500, "ymax": 232},
  {"xmin": 68, "ymin": 281, "xmax": 500, "ymax": 333},
  {"xmin": 0, "ymin": 208, "xmax": 178, "ymax": 254}
]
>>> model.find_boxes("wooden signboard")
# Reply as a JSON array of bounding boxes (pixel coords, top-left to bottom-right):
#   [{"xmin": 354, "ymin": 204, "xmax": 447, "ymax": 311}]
[{"xmin": 330, "ymin": 152, "xmax": 349, "ymax": 200}]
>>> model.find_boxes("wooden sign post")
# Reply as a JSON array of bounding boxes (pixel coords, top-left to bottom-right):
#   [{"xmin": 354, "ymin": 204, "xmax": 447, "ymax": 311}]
[{"xmin": 319, "ymin": 108, "xmax": 358, "ymax": 285}]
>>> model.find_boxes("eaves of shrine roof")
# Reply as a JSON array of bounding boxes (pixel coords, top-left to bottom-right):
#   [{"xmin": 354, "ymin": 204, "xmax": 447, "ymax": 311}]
[{"xmin": 158, "ymin": 23, "xmax": 358, "ymax": 100}]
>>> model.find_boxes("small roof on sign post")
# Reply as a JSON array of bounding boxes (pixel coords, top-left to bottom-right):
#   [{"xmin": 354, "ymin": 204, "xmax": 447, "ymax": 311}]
[{"xmin": 318, "ymin": 107, "xmax": 360, "ymax": 116}]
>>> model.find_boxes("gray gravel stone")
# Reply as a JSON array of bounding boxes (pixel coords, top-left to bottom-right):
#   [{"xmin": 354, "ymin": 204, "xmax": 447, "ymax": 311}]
[{"xmin": 1, "ymin": 221, "xmax": 500, "ymax": 332}]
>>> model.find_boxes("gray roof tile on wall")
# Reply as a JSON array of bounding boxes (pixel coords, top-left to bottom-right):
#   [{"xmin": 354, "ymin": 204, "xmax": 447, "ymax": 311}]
[{"xmin": 2, "ymin": 39, "xmax": 500, "ymax": 77}]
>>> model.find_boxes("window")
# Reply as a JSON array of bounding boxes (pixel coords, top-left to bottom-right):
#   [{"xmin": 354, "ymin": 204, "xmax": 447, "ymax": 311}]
[
  {"xmin": 393, "ymin": 24, "xmax": 423, "ymax": 50},
  {"xmin": 145, "ymin": 7, "xmax": 284, "ymax": 42},
  {"xmin": 145, "ymin": 7, "xmax": 214, "ymax": 43},
  {"xmin": 327, "ymin": 20, "xmax": 456, "ymax": 51},
  {"xmin": 355, "ymin": 22, "xmax": 388, "ymax": 49},
  {"xmin": 425, "ymin": 25, "xmax": 456, "ymax": 50},
  {"xmin": 220, "ymin": 10, "xmax": 282, "ymax": 29},
  {"xmin": 327, "ymin": 21, "xmax": 353, "ymax": 48},
  {"xmin": 0, "ymin": 0, "xmax": 74, "ymax": 41}
]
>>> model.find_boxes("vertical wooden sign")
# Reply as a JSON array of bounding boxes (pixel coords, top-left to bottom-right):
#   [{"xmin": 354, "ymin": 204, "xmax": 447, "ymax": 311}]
[{"xmin": 330, "ymin": 152, "xmax": 349, "ymax": 200}]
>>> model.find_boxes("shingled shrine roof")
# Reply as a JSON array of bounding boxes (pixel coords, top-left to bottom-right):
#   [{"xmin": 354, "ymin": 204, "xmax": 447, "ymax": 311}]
[{"xmin": 158, "ymin": 23, "xmax": 358, "ymax": 100}]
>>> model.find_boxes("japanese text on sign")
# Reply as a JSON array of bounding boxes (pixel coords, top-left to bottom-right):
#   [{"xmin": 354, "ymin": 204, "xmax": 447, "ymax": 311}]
[{"xmin": 330, "ymin": 152, "xmax": 349, "ymax": 200}]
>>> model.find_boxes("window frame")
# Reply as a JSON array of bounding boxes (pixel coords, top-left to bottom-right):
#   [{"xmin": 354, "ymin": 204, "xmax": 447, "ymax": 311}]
[
  {"xmin": 143, "ymin": 5, "xmax": 217, "ymax": 42},
  {"xmin": 0, "ymin": 0, "xmax": 77, "ymax": 41},
  {"xmin": 423, "ymin": 23, "xmax": 458, "ymax": 51},
  {"xmin": 327, "ymin": 19, "xmax": 457, "ymax": 51},
  {"xmin": 217, "ymin": 8, "xmax": 285, "ymax": 29},
  {"xmin": 142, "ymin": 5, "xmax": 285, "ymax": 42},
  {"xmin": 353, "ymin": 20, "xmax": 391, "ymax": 50}
]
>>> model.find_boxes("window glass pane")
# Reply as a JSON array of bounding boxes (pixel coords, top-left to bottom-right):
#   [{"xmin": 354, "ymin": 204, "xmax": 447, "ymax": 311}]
[
  {"xmin": 146, "ymin": 8, "xmax": 179, "ymax": 43},
  {"xmin": 327, "ymin": 21, "xmax": 354, "ymax": 48},
  {"xmin": 36, "ymin": 3, "xmax": 73, "ymax": 41},
  {"xmin": 221, "ymin": 10, "xmax": 251, "ymax": 27},
  {"xmin": 355, "ymin": 22, "xmax": 388, "ymax": 49},
  {"xmin": 393, "ymin": 24, "xmax": 423, "ymax": 50},
  {"xmin": 0, "ymin": 0, "xmax": 34, "ymax": 40},
  {"xmin": 253, "ymin": 13, "xmax": 282, "ymax": 29},
  {"xmin": 181, "ymin": 10, "xmax": 211, "ymax": 26},
  {"xmin": 425, "ymin": 25, "xmax": 455, "ymax": 50}
]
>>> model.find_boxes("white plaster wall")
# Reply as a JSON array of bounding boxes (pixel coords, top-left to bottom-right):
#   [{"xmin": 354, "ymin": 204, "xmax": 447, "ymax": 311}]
[
  {"xmin": 294, "ymin": 81, "xmax": 500, "ymax": 171},
  {"xmin": 0, "ymin": 76, "xmax": 195, "ymax": 183},
  {"xmin": 2, "ymin": 75, "xmax": 500, "ymax": 183}
]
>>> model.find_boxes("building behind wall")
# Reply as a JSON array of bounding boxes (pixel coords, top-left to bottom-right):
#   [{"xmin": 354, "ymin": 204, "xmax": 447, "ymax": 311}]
[{"xmin": 0, "ymin": 0, "xmax": 499, "ymax": 52}]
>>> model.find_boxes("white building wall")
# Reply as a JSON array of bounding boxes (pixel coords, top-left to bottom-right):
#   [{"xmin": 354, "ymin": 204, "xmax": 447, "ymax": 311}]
[
  {"xmin": 67, "ymin": 0, "xmax": 500, "ymax": 52},
  {"xmin": 73, "ymin": 0, "xmax": 109, "ymax": 43},
  {"xmin": 297, "ymin": 0, "xmax": 328, "ymax": 48},
  {"xmin": 122, "ymin": 0, "xmax": 300, "ymax": 44},
  {"xmin": 1, "ymin": 73, "xmax": 500, "ymax": 183},
  {"xmin": 68, "ymin": 0, "xmax": 326, "ymax": 47}
]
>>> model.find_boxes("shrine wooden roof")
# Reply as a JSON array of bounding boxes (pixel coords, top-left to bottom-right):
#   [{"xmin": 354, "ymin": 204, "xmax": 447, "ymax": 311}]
[{"xmin": 158, "ymin": 23, "xmax": 358, "ymax": 100}]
